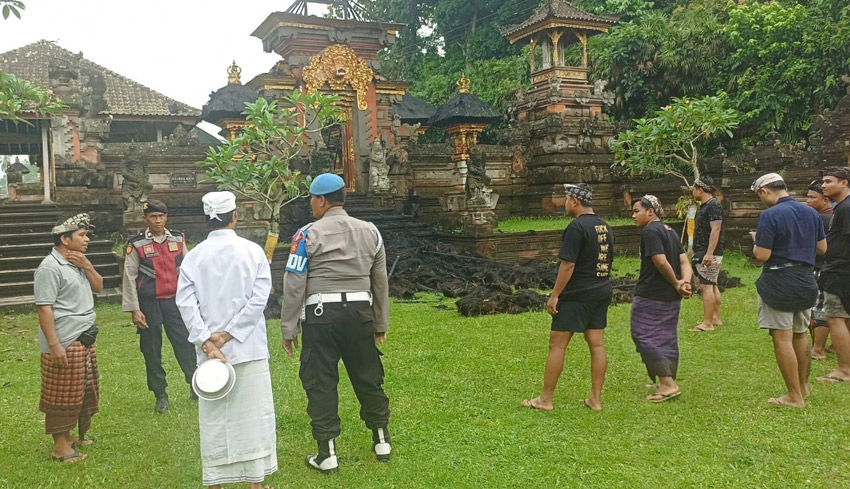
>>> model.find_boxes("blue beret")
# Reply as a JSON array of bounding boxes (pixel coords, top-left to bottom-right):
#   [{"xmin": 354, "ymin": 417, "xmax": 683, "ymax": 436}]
[{"xmin": 309, "ymin": 173, "xmax": 345, "ymax": 196}]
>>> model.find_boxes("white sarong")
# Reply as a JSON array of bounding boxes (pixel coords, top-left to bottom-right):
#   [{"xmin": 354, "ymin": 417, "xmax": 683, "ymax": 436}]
[{"xmin": 199, "ymin": 358, "xmax": 277, "ymax": 486}]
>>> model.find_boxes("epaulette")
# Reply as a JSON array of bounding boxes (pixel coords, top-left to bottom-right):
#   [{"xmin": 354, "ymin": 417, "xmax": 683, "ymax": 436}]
[
  {"xmin": 166, "ymin": 229, "xmax": 184, "ymax": 242},
  {"xmin": 128, "ymin": 233, "xmax": 148, "ymax": 244}
]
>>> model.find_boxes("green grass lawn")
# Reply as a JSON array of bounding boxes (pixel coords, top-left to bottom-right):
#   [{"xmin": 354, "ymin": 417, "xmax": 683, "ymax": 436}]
[
  {"xmin": 498, "ymin": 215, "xmax": 636, "ymax": 233},
  {"xmin": 2, "ymin": 254, "xmax": 849, "ymax": 488}
]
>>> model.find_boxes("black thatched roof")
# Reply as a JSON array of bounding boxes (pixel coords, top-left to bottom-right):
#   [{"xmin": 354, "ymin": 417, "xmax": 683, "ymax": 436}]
[
  {"xmin": 429, "ymin": 93, "xmax": 501, "ymax": 128},
  {"xmin": 392, "ymin": 93, "xmax": 436, "ymax": 125},
  {"xmin": 201, "ymin": 83, "xmax": 260, "ymax": 123}
]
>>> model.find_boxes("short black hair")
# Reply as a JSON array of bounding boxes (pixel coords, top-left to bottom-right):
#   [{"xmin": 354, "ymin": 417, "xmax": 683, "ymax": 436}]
[
  {"xmin": 761, "ymin": 180, "xmax": 787, "ymax": 191},
  {"xmin": 52, "ymin": 230, "xmax": 76, "ymax": 246},
  {"xmin": 207, "ymin": 210, "xmax": 235, "ymax": 229},
  {"xmin": 822, "ymin": 166, "xmax": 850, "ymax": 183},
  {"xmin": 636, "ymin": 198, "xmax": 654, "ymax": 214},
  {"xmin": 808, "ymin": 180, "xmax": 825, "ymax": 195},
  {"xmin": 323, "ymin": 188, "xmax": 346, "ymax": 206}
]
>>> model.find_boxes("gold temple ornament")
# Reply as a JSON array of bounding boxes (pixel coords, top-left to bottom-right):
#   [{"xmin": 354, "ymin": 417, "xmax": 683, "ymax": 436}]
[
  {"xmin": 227, "ymin": 60, "xmax": 242, "ymax": 85},
  {"xmin": 302, "ymin": 44, "xmax": 374, "ymax": 111}
]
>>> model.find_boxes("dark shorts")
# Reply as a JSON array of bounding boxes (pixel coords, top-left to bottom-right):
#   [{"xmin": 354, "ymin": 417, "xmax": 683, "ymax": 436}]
[{"xmin": 551, "ymin": 300, "xmax": 609, "ymax": 333}]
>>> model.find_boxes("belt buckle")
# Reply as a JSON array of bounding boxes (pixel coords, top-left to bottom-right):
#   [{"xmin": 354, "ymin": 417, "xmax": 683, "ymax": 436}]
[{"xmin": 314, "ymin": 293, "xmax": 324, "ymax": 317}]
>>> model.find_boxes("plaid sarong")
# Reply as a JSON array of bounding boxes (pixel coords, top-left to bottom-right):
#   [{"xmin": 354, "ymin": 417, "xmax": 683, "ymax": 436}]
[{"xmin": 40, "ymin": 342, "xmax": 99, "ymax": 434}]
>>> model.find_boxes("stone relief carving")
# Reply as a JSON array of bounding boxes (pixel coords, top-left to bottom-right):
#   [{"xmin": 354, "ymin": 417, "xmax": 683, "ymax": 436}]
[
  {"xmin": 121, "ymin": 145, "xmax": 152, "ymax": 212},
  {"xmin": 368, "ymin": 139, "xmax": 390, "ymax": 194},
  {"xmin": 465, "ymin": 150, "xmax": 493, "ymax": 209}
]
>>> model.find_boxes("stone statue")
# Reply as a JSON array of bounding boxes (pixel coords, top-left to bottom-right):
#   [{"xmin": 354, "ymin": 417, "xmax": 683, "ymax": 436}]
[
  {"xmin": 465, "ymin": 150, "xmax": 492, "ymax": 208},
  {"xmin": 593, "ymin": 79, "xmax": 608, "ymax": 95},
  {"xmin": 121, "ymin": 145, "xmax": 152, "ymax": 212},
  {"xmin": 368, "ymin": 139, "xmax": 390, "ymax": 194}
]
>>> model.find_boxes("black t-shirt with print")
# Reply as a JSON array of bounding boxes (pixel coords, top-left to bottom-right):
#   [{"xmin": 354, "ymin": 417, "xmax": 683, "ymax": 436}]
[
  {"xmin": 557, "ymin": 214, "xmax": 614, "ymax": 303},
  {"xmin": 636, "ymin": 220, "xmax": 685, "ymax": 302},
  {"xmin": 815, "ymin": 208, "xmax": 833, "ymax": 270},
  {"xmin": 692, "ymin": 198, "xmax": 724, "ymax": 260},
  {"xmin": 822, "ymin": 197, "xmax": 850, "ymax": 273}
]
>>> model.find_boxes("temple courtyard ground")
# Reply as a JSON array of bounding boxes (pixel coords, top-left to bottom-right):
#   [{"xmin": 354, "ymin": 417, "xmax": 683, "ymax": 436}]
[{"xmin": 1, "ymin": 254, "xmax": 849, "ymax": 488}]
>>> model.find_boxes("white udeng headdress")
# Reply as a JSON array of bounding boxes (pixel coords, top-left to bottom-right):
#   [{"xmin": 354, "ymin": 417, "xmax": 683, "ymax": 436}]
[{"xmin": 202, "ymin": 191, "xmax": 236, "ymax": 221}]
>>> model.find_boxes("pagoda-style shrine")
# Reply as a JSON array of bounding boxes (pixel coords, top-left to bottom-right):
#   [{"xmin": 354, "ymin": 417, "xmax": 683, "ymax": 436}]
[
  {"xmin": 202, "ymin": 61, "xmax": 260, "ymax": 140},
  {"xmin": 246, "ymin": 6, "xmax": 414, "ymax": 193},
  {"xmin": 502, "ymin": 0, "xmax": 618, "ymax": 121}
]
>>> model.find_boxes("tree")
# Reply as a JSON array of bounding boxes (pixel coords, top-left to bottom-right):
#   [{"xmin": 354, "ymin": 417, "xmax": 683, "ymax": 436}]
[
  {"xmin": 1, "ymin": 0, "xmax": 24, "ymax": 19},
  {"xmin": 0, "ymin": 71, "xmax": 67, "ymax": 124},
  {"xmin": 200, "ymin": 91, "xmax": 343, "ymax": 259},
  {"xmin": 612, "ymin": 93, "xmax": 739, "ymax": 188}
]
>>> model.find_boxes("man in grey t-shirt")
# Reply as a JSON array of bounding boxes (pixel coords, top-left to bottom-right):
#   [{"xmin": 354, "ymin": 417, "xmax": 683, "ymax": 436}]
[{"xmin": 34, "ymin": 214, "xmax": 103, "ymax": 463}]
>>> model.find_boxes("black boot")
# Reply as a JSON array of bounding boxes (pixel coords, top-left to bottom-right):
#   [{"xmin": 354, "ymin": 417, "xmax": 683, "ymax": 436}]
[
  {"xmin": 154, "ymin": 393, "xmax": 169, "ymax": 414},
  {"xmin": 305, "ymin": 438, "xmax": 338, "ymax": 474},
  {"xmin": 372, "ymin": 427, "xmax": 391, "ymax": 462}
]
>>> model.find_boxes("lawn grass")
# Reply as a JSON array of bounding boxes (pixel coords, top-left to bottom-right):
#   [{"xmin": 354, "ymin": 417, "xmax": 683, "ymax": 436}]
[
  {"xmin": 1, "ymin": 254, "xmax": 849, "ymax": 488},
  {"xmin": 498, "ymin": 215, "xmax": 635, "ymax": 233}
]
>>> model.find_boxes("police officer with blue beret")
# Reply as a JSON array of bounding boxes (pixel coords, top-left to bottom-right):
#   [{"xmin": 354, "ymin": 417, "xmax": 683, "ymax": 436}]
[{"xmin": 281, "ymin": 173, "xmax": 391, "ymax": 474}]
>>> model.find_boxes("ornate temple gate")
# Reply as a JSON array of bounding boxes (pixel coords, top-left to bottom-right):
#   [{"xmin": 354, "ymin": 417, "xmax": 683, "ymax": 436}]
[{"xmin": 248, "ymin": 11, "xmax": 406, "ymax": 194}]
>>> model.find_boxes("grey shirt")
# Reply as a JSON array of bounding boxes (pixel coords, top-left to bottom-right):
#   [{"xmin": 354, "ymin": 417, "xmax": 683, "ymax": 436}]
[
  {"xmin": 34, "ymin": 248, "xmax": 96, "ymax": 353},
  {"xmin": 281, "ymin": 208, "xmax": 390, "ymax": 339}
]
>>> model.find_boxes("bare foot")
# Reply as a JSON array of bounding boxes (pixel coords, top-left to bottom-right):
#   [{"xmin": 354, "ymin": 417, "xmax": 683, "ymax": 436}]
[
  {"xmin": 713, "ymin": 317, "xmax": 723, "ymax": 326},
  {"xmin": 802, "ymin": 383, "xmax": 811, "ymax": 398},
  {"xmin": 811, "ymin": 350, "xmax": 826, "ymax": 360},
  {"xmin": 689, "ymin": 322, "xmax": 715, "ymax": 332},
  {"xmin": 582, "ymin": 398, "xmax": 602, "ymax": 411},
  {"xmin": 521, "ymin": 398, "xmax": 553, "ymax": 411},
  {"xmin": 768, "ymin": 396, "xmax": 804, "ymax": 408}
]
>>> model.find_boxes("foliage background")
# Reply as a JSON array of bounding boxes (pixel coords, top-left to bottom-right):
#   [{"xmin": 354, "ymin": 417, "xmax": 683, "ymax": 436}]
[{"xmin": 355, "ymin": 0, "xmax": 850, "ymax": 147}]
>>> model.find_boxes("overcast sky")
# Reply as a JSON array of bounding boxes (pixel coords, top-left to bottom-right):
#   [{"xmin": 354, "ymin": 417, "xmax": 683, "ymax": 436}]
[{"xmin": 0, "ymin": 0, "xmax": 331, "ymax": 133}]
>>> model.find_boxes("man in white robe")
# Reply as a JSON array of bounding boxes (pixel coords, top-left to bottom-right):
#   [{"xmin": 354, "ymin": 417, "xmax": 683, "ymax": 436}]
[{"xmin": 176, "ymin": 191, "xmax": 276, "ymax": 489}]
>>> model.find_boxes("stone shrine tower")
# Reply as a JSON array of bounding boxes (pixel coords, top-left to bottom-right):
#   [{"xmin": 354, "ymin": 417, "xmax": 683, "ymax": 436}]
[{"xmin": 502, "ymin": 0, "xmax": 618, "ymax": 122}]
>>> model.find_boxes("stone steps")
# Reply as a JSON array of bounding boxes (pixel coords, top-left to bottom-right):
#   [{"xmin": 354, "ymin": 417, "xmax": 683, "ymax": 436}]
[{"xmin": 0, "ymin": 203, "xmax": 121, "ymax": 304}]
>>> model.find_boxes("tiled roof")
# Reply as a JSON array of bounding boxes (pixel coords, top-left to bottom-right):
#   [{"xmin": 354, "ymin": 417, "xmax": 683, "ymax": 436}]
[
  {"xmin": 0, "ymin": 40, "xmax": 200, "ymax": 118},
  {"xmin": 502, "ymin": 0, "xmax": 619, "ymax": 38}
]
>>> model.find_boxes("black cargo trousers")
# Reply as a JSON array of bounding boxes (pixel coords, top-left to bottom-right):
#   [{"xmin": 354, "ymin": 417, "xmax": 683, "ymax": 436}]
[
  {"xmin": 299, "ymin": 299, "xmax": 390, "ymax": 441},
  {"xmin": 138, "ymin": 297, "xmax": 197, "ymax": 397}
]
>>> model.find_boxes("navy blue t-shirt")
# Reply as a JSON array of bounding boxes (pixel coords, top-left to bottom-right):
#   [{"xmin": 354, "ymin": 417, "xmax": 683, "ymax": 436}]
[{"xmin": 754, "ymin": 196, "xmax": 825, "ymax": 267}]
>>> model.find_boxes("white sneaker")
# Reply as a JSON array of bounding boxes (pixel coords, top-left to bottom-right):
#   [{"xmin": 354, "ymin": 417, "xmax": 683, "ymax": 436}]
[{"xmin": 305, "ymin": 454, "xmax": 339, "ymax": 474}]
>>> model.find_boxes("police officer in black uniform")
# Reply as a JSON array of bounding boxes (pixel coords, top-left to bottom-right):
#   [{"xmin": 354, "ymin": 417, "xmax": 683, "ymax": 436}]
[
  {"xmin": 122, "ymin": 200, "xmax": 197, "ymax": 413},
  {"xmin": 281, "ymin": 174, "xmax": 391, "ymax": 474}
]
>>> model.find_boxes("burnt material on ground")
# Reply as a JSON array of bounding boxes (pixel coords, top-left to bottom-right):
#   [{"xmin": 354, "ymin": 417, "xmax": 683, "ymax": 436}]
[
  {"xmin": 383, "ymin": 231, "xmax": 557, "ymax": 316},
  {"xmin": 266, "ymin": 231, "xmax": 743, "ymax": 319}
]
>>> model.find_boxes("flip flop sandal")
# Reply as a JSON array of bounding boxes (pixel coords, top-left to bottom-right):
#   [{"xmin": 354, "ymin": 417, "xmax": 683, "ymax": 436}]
[
  {"xmin": 648, "ymin": 391, "xmax": 681, "ymax": 403},
  {"xmin": 817, "ymin": 375, "xmax": 848, "ymax": 383},
  {"xmin": 521, "ymin": 399, "xmax": 553, "ymax": 411},
  {"xmin": 53, "ymin": 450, "xmax": 87, "ymax": 463},
  {"xmin": 768, "ymin": 397, "xmax": 804, "ymax": 408},
  {"xmin": 688, "ymin": 324, "xmax": 714, "ymax": 332},
  {"xmin": 72, "ymin": 437, "xmax": 96, "ymax": 448}
]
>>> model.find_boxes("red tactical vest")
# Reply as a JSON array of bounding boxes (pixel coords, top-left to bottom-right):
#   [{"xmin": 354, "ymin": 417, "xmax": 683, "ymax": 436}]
[{"xmin": 129, "ymin": 230, "xmax": 185, "ymax": 300}]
